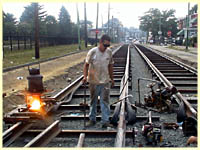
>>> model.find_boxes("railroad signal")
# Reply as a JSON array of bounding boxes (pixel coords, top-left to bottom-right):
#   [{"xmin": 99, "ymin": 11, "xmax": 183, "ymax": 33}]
[
  {"xmin": 95, "ymin": 29, "xmax": 99, "ymax": 34},
  {"xmin": 167, "ymin": 31, "xmax": 172, "ymax": 37}
]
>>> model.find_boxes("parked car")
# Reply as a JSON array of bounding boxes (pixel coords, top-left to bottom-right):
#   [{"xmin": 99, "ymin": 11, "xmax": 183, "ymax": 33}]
[
  {"xmin": 175, "ymin": 37, "xmax": 183, "ymax": 45},
  {"xmin": 149, "ymin": 40, "xmax": 154, "ymax": 44}
]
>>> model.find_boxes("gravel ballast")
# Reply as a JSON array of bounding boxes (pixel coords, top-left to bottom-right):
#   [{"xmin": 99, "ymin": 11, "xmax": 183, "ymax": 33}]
[{"xmin": 4, "ymin": 45, "xmax": 197, "ymax": 147}]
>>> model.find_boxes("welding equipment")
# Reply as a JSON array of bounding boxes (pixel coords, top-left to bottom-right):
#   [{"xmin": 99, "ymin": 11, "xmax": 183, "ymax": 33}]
[
  {"xmin": 25, "ymin": 65, "xmax": 45, "ymax": 111},
  {"xmin": 144, "ymin": 82, "xmax": 177, "ymax": 112},
  {"xmin": 27, "ymin": 66, "xmax": 44, "ymax": 93},
  {"xmin": 25, "ymin": 65, "xmax": 56, "ymax": 113},
  {"xmin": 142, "ymin": 111, "xmax": 163, "ymax": 145}
]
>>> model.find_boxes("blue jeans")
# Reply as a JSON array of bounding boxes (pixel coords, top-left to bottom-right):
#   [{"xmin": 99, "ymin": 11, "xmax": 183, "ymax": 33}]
[{"xmin": 88, "ymin": 83, "xmax": 110, "ymax": 124}]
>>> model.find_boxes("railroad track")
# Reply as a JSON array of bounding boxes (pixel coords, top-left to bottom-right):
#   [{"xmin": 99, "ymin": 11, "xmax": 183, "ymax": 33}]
[
  {"xmin": 3, "ymin": 44, "xmax": 197, "ymax": 147},
  {"xmin": 2, "ymin": 44, "xmax": 134, "ymax": 147},
  {"xmin": 134, "ymin": 44, "xmax": 197, "ymax": 120}
]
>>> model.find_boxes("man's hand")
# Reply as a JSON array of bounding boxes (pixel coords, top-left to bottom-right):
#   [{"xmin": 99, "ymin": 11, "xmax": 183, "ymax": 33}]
[
  {"xmin": 111, "ymin": 79, "xmax": 115, "ymax": 88},
  {"xmin": 83, "ymin": 63, "xmax": 89, "ymax": 84},
  {"xmin": 82, "ymin": 77, "xmax": 87, "ymax": 84}
]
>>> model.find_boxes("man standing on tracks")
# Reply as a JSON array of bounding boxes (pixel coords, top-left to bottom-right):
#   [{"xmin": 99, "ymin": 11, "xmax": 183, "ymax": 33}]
[{"xmin": 82, "ymin": 34, "xmax": 114, "ymax": 128}]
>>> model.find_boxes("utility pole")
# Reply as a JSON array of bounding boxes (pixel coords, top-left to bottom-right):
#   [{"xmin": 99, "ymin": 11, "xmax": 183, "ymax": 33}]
[
  {"xmin": 95, "ymin": 2, "xmax": 99, "ymax": 46},
  {"xmin": 117, "ymin": 24, "xmax": 119, "ymax": 43},
  {"xmin": 34, "ymin": 3, "xmax": 40, "ymax": 59},
  {"xmin": 84, "ymin": 2, "xmax": 88, "ymax": 48},
  {"xmin": 186, "ymin": 2, "xmax": 190, "ymax": 50},
  {"xmin": 159, "ymin": 17, "xmax": 161, "ymax": 44},
  {"xmin": 101, "ymin": 14, "xmax": 103, "ymax": 28},
  {"xmin": 76, "ymin": 3, "xmax": 81, "ymax": 50},
  {"xmin": 158, "ymin": 13, "xmax": 162, "ymax": 45},
  {"xmin": 112, "ymin": 16, "xmax": 114, "ymax": 42},
  {"xmin": 108, "ymin": 3, "xmax": 110, "ymax": 36}
]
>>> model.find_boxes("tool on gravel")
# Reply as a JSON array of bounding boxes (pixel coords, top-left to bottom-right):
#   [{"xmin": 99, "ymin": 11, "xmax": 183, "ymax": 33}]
[{"xmin": 142, "ymin": 111, "xmax": 162, "ymax": 146}]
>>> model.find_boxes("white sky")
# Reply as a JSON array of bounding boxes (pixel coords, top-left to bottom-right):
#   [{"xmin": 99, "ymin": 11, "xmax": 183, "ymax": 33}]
[{"xmin": 2, "ymin": 2, "xmax": 197, "ymax": 28}]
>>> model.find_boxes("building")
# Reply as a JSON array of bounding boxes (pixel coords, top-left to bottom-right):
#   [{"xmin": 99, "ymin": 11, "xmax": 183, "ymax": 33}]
[{"xmin": 177, "ymin": 5, "xmax": 197, "ymax": 47}]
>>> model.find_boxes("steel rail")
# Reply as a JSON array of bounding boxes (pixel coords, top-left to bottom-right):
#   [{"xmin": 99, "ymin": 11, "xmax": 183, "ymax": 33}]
[
  {"xmin": 112, "ymin": 44, "xmax": 123, "ymax": 55},
  {"xmin": 24, "ymin": 120, "xmax": 61, "ymax": 147},
  {"xmin": 3, "ymin": 122, "xmax": 33, "ymax": 147},
  {"xmin": 77, "ymin": 133, "xmax": 85, "ymax": 147},
  {"xmin": 23, "ymin": 129, "xmax": 134, "ymax": 138},
  {"xmin": 52, "ymin": 75, "xmax": 83, "ymax": 101},
  {"xmin": 114, "ymin": 44, "xmax": 130, "ymax": 147},
  {"xmin": 134, "ymin": 44, "xmax": 197, "ymax": 119},
  {"xmin": 60, "ymin": 115, "xmax": 160, "ymax": 121},
  {"xmin": 147, "ymin": 46, "xmax": 197, "ymax": 74},
  {"xmin": 3, "ymin": 45, "xmax": 124, "ymax": 147}
]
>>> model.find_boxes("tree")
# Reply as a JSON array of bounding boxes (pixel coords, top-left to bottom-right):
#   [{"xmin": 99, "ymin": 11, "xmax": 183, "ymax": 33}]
[
  {"xmin": 80, "ymin": 20, "xmax": 93, "ymax": 29},
  {"xmin": 104, "ymin": 17, "xmax": 122, "ymax": 42},
  {"xmin": 139, "ymin": 8, "xmax": 178, "ymax": 41},
  {"xmin": 103, "ymin": 17, "xmax": 120, "ymax": 29},
  {"xmin": 71, "ymin": 22, "xmax": 78, "ymax": 37},
  {"xmin": 3, "ymin": 12, "xmax": 17, "ymax": 35},
  {"xmin": 45, "ymin": 15, "xmax": 58, "ymax": 36},
  {"xmin": 79, "ymin": 20, "xmax": 93, "ymax": 38},
  {"xmin": 161, "ymin": 9, "xmax": 178, "ymax": 37},
  {"xmin": 17, "ymin": 22, "xmax": 32, "ymax": 35},
  {"xmin": 19, "ymin": 3, "xmax": 47, "ymax": 35},
  {"xmin": 139, "ymin": 8, "xmax": 161, "ymax": 41},
  {"xmin": 190, "ymin": 4, "xmax": 197, "ymax": 14},
  {"xmin": 58, "ymin": 6, "xmax": 72, "ymax": 37}
]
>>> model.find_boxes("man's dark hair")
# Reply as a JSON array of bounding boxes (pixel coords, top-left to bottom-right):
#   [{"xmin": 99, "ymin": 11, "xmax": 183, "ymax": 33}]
[{"xmin": 100, "ymin": 34, "xmax": 111, "ymax": 42}]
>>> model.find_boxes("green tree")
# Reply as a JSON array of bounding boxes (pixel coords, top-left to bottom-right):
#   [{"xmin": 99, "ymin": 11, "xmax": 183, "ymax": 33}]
[
  {"xmin": 104, "ymin": 17, "xmax": 121, "ymax": 29},
  {"xmin": 17, "ymin": 22, "xmax": 32, "ymax": 35},
  {"xmin": 45, "ymin": 15, "xmax": 58, "ymax": 36},
  {"xmin": 161, "ymin": 9, "xmax": 178, "ymax": 37},
  {"xmin": 3, "ymin": 12, "xmax": 17, "ymax": 35},
  {"xmin": 79, "ymin": 20, "xmax": 93, "ymax": 38},
  {"xmin": 19, "ymin": 3, "xmax": 47, "ymax": 35},
  {"xmin": 71, "ymin": 22, "xmax": 78, "ymax": 38},
  {"xmin": 190, "ymin": 4, "xmax": 197, "ymax": 14},
  {"xmin": 58, "ymin": 6, "xmax": 72, "ymax": 37},
  {"xmin": 80, "ymin": 20, "xmax": 93, "ymax": 29},
  {"xmin": 104, "ymin": 17, "xmax": 122, "ymax": 41},
  {"xmin": 139, "ymin": 8, "xmax": 178, "ymax": 40}
]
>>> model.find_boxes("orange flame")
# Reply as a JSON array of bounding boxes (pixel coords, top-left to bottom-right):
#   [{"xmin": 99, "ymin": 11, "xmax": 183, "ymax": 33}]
[
  {"xmin": 30, "ymin": 99, "xmax": 41, "ymax": 110},
  {"xmin": 26, "ymin": 94, "xmax": 43, "ymax": 111}
]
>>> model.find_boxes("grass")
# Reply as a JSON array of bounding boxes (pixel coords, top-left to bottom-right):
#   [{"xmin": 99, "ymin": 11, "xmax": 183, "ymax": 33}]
[{"xmin": 3, "ymin": 42, "xmax": 94, "ymax": 68}]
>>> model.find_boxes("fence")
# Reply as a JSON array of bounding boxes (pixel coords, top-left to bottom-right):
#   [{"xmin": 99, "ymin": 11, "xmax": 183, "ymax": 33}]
[
  {"xmin": 3, "ymin": 34, "xmax": 80, "ymax": 51},
  {"xmin": 3, "ymin": 34, "xmax": 98, "ymax": 52}
]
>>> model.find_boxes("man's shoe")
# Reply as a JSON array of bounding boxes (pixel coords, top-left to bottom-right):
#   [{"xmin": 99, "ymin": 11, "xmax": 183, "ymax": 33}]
[
  {"xmin": 86, "ymin": 120, "xmax": 96, "ymax": 127},
  {"xmin": 102, "ymin": 122, "xmax": 114, "ymax": 128}
]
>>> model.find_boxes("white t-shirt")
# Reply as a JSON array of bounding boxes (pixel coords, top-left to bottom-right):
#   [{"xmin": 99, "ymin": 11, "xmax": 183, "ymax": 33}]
[{"xmin": 86, "ymin": 47, "xmax": 114, "ymax": 84}]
